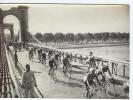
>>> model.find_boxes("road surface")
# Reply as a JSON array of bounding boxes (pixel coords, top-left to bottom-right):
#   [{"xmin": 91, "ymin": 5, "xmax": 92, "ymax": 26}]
[{"xmin": 15, "ymin": 49, "xmax": 127, "ymax": 98}]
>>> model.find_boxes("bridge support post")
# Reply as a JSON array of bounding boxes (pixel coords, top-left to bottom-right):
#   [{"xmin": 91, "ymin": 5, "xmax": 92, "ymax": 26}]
[{"xmin": 123, "ymin": 65, "xmax": 126, "ymax": 77}]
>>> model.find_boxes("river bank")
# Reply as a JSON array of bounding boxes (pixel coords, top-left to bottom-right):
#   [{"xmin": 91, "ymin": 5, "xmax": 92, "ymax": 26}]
[{"xmin": 55, "ymin": 42, "xmax": 129, "ymax": 49}]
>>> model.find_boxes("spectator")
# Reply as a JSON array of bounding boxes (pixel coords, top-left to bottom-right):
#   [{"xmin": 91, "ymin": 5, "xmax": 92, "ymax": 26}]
[
  {"xmin": 21, "ymin": 64, "xmax": 37, "ymax": 98},
  {"xmin": 14, "ymin": 51, "xmax": 18, "ymax": 68}
]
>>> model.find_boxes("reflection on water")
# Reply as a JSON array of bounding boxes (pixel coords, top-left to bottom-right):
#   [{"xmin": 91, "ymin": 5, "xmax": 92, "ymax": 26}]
[{"xmin": 62, "ymin": 45, "xmax": 129, "ymax": 62}]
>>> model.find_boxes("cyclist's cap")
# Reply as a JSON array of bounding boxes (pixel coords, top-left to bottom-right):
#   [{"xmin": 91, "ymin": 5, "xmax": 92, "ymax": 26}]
[
  {"xmin": 89, "ymin": 68, "xmax": 95, "ymax": 72},
  {"xmin": 90, "ymin": 51, "xmax": 92, "ymax": 54}
]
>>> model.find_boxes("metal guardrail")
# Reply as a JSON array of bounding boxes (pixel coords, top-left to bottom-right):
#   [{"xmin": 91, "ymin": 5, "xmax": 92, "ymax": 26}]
[
  {"xmin": 28, "ymin": 43, "xmax": 129, "ymax": 79},
  {"xmin": 0, "ymin": 43, "xmax": 19, "ymax": 98}
]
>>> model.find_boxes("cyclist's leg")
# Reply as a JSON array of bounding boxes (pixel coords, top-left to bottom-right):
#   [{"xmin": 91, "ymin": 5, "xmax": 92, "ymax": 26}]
[
  {"xmin": 68, "ymin": 66, "xmax": 72, "ymax": 79},
  {"xmin": 53, "ymin": 68, "xmax": 57, "ymax": 80},
  {"xmin": 63, "ymin": 65, "xmax": 66, "ymax": 75},
  {"xmin": 44, "ymin": 58, "xmax": 46, "ymax": 65},
  {"xmin": 31, "ymin": 54, "xmax": 33, "ymax": 61},
  {"xmin": 29, "ymin": 54, "xmax": 30, "ymax": 60},
  {"xmin": 48, "ymin": 66, "xmax": 52, "ymax": 75},
  {"xmin": 51, "ymin": 68, "xmax": 54, "ymax": 78},
  {"xmin": 63, "ymin": 66, "xmax": 68, "ymax": 77},
  {"xmin": 84, "ymin": 81, "xmax": 90, "ymax": 98}
]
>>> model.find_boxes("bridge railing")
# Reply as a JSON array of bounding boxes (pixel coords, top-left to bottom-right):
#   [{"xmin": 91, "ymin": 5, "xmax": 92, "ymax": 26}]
[
  {"xmin": 8, "ymin": 46, "xmax": 44, "ymax": 98},
  {"xmin": 0, "ymin": 43, "xmax": 19, "ymax": 98},
  {"xmin": 27, "ymin": 43, "xmax": 129, "ymax": 79}
]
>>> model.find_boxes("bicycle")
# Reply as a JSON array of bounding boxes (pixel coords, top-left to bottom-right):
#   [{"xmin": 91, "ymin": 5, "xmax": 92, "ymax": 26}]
[
  {"xmin": 63, "ymin": 64, "xmax": 72, "ymax": 79},
  {"xmin": 83, "ymin": 81, "xmax": 100, "ymax": 99},
  {"xmin": 50, "ymin": 66, "xmax": 57, "ymax": 81},
  {"xmin": 99, "ymin": 78, "xmax": 120, "ymax": 98}
]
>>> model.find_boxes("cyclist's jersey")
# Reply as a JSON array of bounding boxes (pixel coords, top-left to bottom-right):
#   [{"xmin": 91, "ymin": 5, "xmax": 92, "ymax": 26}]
[
  {"xmin": 83, "ymin": 72, "xmax": 97, "ymax": 84},
  {"xmin": 87, "ymin": 73, "xmax": 97, "ymax": 81},
  {"xmin": 102, "ymin": 66, "xmax": 109, "ymax": 73},
  {"xmin": 42, "ymin": 52, "xmax": 46, "ymax": 59},
  {"xmin": 49, "ymin": 58, "xmax": 56, "ymax": 69},
  {"xmin": 89, "ymin": 54, "xmax": 94, "ymax": 62},
  {"xmin": 101, "ymin": 65, "xmax": 113, "ymax": 79},
  {"xmin": 63, "ymin": 58, "xmax": 70, "ymax": 66},
  {"xmin": 87, "ymin": 73, "xmax": 98, "ymax": 86},
  {"xmin": 38, "ymin": 49, "xmax": 42, "ymax": 55},
  {"xmin": 55, "ymin": 54, "xmax": 59, "ymax": 59},
  {"xmin": 29, "ymin": 49, "xmax": 33, "ymax": 54},
  {"xmin": 55, "ymin": 59, "xmax": 60, "ymax": 66},
  {"xmin": 95, "ymin": 68, "xmax": 106, "ymax": 82}
]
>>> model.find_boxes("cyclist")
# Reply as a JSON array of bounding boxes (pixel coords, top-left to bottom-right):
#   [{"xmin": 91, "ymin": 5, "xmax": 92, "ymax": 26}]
[
  {"xmin": 29, "ymin": 48, "xmax": 33, "ymax": 61},
  {"xmin": 54, "ymin": 53, "xmax": 60, "ymax": 68},
  {"xmin": 38, "ymin": 48, "xmax": 42, "ymax": 61},
  {"xmin": 42, "ymin": 51, "xmax": 47, "ymax": 65},
  {"xmin": 33, "ymin": 47, "xmax": 37, "ymax": 56},
  {"xmin": 102, "ymin": 65, "xmax": 113, "ymax": 79},
  {"xmin": 88, "ymin": 51, "xmax": 96, "ymax": 68},
  {"xmin": 62, "ymin": 55, "xmax": 71, "ymax": 78},
  {"xmin": 48, "ymin": 50, "xmax": 53, "ymax": 59},
  {"xmin": 83, "ymin": 68, "xmax": 100, "ymax": 98},
  {"xmin": 48, "ymin": 56, "xmax": 57, "ymax": 80}
]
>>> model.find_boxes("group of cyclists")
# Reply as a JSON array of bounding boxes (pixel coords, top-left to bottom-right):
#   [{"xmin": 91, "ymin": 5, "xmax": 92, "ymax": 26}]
[
  {"xmin": 83, "ymin": 52, "xmax": 129, "ymax": 98},
  {"xmin": 28, "ymin": 47, "xmax": 72, "ymax": 80},
  {"xmin": 28, "ymin": 46, "xmax": 129, "ymax": 98}
]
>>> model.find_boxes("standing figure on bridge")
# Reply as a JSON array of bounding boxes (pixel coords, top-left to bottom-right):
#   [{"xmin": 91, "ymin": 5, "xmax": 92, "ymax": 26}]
[
  {"xmin": 21, "ymin": 64, "xmax": 37, "ymax": 98},
  {"xmin": 14, "ymin": 51, "xmax": 18, "ymax": 68},
  {"xmin": 29, "ymin": 48, "xmax": 34, "ymax": 61},
  {"xmin": 41, "ymin": 51, "xmax": 47, "ymax": 66},
  {"xmin": 38, "ymin": 48, "xmax": 42, "ymax": 62},
  {"xmin": 88, "ymin": 51, "xmax": 96, "ymax": 68}
]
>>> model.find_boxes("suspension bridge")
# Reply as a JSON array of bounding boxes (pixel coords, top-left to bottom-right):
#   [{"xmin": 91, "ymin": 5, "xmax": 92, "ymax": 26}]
[{"xmin": 0, "ymin": 6, "xmax": 129, "ymax": 98}]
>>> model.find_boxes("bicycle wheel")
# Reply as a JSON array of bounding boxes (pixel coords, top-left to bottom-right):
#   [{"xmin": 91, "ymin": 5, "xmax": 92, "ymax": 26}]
[{"xmin": 105, "ymin": 82, "xmax": 116, "ymax": 98}]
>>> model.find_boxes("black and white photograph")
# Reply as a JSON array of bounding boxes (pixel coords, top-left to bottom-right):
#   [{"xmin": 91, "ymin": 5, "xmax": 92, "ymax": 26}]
[{"xmin": 0, "ymin": 4, "xmax": 129, "ymax": 99}]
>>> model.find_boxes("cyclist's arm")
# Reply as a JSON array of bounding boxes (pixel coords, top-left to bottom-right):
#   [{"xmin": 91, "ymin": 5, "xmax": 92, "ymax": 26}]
[
  {"xmin": 21, "ymin": 72, "xmax": 26, "ymax": 87},
  {"xmin": 53, "ymin": 60, "xmax": 57, "ymax": 68},
  {"xmin": 102, "ymin": 71, "xmax": 108, "ymax": 80},
  {"xmin": 95, "ymin": 75, "xmax": 100, "ymax": 86},
  {"xmin": 107, "ymin": 67, "xmax": 113, "ymax": 78},
  {"xmin": 99, "ymin": 71, "xmax": 106, "ymax": 79}
]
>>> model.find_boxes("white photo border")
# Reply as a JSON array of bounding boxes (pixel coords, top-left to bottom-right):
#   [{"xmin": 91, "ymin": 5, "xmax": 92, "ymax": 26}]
[{"xmin": 0, "ymin": 0, "xmax": 132, "ymax": 100}]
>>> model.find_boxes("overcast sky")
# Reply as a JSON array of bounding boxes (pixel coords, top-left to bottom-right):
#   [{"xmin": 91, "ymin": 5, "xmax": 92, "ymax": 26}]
[{"xmin": 1, "ymin": 4, "xmax": 129, "ymax": 35}]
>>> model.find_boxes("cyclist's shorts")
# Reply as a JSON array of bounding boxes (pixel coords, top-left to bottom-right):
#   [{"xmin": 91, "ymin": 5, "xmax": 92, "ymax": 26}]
[
  {"xmin": 63, "ymin": 65, "xmax": 68, "ymax": 71},
  {"xmin": 88, "ymin": 80, "xmax": 96, "ymax": 86},
  {"xmin": 49, "ymin": 64, "xmax": 54, "ymax": 69}
]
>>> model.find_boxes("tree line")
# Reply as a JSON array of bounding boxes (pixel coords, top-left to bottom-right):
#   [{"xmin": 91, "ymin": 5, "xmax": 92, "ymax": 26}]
[{"xmin": 33, "ymin": 32, "xmax": 129, "ymax": 45}]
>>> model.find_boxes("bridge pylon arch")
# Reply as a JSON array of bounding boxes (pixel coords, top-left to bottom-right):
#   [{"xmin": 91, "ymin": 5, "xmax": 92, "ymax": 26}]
[{"xmin": 0, "ymin": 6, "xmax": 29, "ymax": 42}]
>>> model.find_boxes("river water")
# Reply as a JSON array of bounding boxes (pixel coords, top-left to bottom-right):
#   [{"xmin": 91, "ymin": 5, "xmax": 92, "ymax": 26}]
[{"xmin": 61, "ymin": 45, "xmax": 129, "ymax": 62}]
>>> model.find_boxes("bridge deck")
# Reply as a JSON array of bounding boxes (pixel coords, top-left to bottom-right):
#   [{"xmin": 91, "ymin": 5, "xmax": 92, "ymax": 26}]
[{"xmin": 8, "ymin": 48, "xmax": 127, "ymax": 99}]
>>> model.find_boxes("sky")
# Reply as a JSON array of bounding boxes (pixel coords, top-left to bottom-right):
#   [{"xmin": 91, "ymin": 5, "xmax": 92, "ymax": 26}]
[{"xmin": 0, "ymin": 4, "xmax": 129, "ymax": 35}]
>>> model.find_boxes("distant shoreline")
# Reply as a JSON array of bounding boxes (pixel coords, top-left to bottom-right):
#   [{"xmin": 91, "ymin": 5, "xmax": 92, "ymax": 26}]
[{"xmin": 56, "ymin": 42, "xmax": 129, "ymax": 49}]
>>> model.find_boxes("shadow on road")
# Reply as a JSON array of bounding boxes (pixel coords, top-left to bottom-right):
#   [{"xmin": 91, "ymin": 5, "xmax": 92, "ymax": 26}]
[
  {"xmin": 72, "ymin": 65, "xmax": 86, "ymax": 71},
  {"xmin": 71, "ymin": 70, "xmax": 84, "ymax": 74},
  {"xmin": 70, "ymin": 77, "xmax": 83, "ymax": 83},
  {"xmin": 32, "ymin": 60, "xmax": 40, "ymax": 63},
  {"xmin": 55, "ymin": 79, "xmax": 83, "ymax": 88}
]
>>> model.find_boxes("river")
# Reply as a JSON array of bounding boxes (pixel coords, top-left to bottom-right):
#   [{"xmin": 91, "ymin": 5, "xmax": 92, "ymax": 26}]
[{"xmin": 61, "ymin": 45, "xmax": 129, "ymax": 62}]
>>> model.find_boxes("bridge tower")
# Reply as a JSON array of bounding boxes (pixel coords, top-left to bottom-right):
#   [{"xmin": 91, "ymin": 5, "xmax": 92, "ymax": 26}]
[
  {"xmin": 0, "ymin": 6, "xmax": 29, "ymax": 42},
  {"xmin": 3, "ymin": 23, "xmax": 14, "ymax": 41}
]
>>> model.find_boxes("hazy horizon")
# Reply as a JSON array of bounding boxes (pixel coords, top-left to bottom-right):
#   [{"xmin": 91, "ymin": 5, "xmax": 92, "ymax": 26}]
[{"xmin": 0, "ymin": 4, "xmax": 129, "ymax": 35}]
